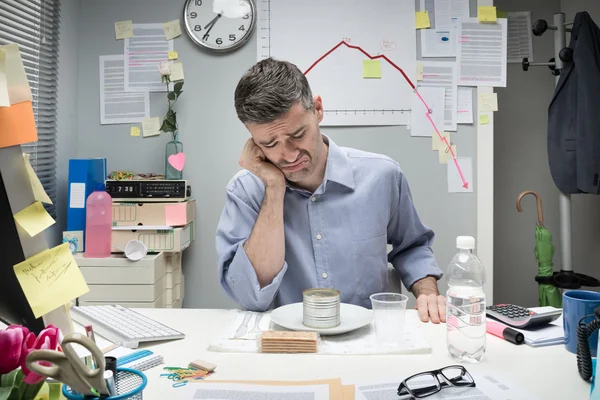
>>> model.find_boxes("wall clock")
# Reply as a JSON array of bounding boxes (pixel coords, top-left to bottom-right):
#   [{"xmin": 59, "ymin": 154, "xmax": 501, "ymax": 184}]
[{"xmin": 183, "ymin": 0, "xmax": 257, "ymax": 53}]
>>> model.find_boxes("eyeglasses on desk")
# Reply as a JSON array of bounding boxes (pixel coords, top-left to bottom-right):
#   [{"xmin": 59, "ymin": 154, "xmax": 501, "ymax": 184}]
[{"xmin": 397, "ymin": 365, "xmax": 475, "ymax": 398}]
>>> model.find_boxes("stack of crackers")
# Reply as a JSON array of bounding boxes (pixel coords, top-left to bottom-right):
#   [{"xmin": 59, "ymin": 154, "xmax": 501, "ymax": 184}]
[{"xmin": 260, "ymin": 331, "xmax": 319, "ymax": 353}]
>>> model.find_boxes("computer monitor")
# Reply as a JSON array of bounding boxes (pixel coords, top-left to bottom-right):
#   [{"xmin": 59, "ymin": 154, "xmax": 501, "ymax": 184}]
[{"xmin": 0, "ymin": 149, "xmax": 45, "ymax": 334}]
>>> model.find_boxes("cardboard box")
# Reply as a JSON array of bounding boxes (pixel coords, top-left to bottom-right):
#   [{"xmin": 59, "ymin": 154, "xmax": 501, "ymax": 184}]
[
  {"xmin": 112, "ymin": 199, "xmax": 196, "ymax": 227},
  {"xmin": 111, "ymin": 221, "xmax": 195, "ymax": 252},
  {"xmin": 78, "ymin": 291, "xmax": 168, "ymax": 308},
  {"xmin": 79, "ymin": 275, "xmax": 167, "ymax": 302},
  {"xmin": 75, "ymin": 253, "xmax": 166, "ymax": 285}
]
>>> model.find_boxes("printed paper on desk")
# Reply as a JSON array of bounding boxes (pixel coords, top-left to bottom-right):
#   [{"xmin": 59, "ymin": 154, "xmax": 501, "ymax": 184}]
[
  {"xmin": 14, "ymin": 201, "xmax": 56, "ymax": 237},
  {"xmin": 23, "ymin": 153, "xmax": 52, "ymax": 204},
  {"xmin": 196, "ymin": 379, "xmax": 344, "ymax": 400},
  {"xmin": 14, "ymin": 243, "xmax": 89, "ymax": 318}
]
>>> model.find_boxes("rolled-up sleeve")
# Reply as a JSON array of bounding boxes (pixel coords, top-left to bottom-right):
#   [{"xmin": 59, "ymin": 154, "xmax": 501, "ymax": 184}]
[
  {"xmin": 215, "ymin": 180, "xmax": 288, "ymax": 311},
  {"xmin": 387, "ymin": 167, "xmax": 443, "ymax": 290}
]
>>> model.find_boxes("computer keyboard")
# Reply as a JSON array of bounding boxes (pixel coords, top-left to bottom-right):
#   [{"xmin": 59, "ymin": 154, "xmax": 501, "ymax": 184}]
[{"xmin": 70, "ymin": 305, "xmax": 185, "ymax": 349}]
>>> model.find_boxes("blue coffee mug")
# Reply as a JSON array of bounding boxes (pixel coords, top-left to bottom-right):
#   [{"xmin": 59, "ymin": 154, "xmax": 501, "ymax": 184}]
[{"xmin": 563, "ymin": 290, "xmax": 600, "ymax": 356}]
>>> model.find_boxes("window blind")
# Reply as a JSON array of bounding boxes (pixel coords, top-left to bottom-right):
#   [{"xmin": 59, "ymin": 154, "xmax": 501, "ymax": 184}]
[{"xmin": 0, "ymin": 0, "xmax": 61, "ymax": 217}]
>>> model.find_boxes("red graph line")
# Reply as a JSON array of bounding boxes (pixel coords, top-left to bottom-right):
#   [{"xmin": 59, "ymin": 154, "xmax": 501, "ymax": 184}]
[{"xmin": 303, "ymin": 40, "xmax": 468, "ymax": 189}]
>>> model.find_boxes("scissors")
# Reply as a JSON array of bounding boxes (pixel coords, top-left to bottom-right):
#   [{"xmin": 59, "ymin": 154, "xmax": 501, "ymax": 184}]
[{"xmin": 26, "ymin": 333, "xmax": 109, "ymax": 397}]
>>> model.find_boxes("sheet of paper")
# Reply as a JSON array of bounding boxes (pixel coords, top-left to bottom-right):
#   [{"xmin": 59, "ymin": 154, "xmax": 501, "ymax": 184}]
[
  {"xmin": 419, "ymin": 0, "xmax": 469, "ymax": 58},
  {"xmin": 507, "ymin": 11, "xmax": 533, "ymax": 63},
  {"xmin": 163, "ymin": 19, "xmax": 182, "ymax": 40},
  {"xmin": 13, "ymin": 201, "xmax": 55, "ymax": 237},
  {"xmin": 410, "ymin": 86, "xmax": 445, "ymax": 137},
  {"xmin": 0, "ymin": 43, "xmax": 32, "ymax": 105},
  {"xmin": 419, "ymin": 61, "xmax": 457, "ymax": 131},
  {"xmin": 457, "ymin": 18, "xmax": 507, "ymax": 87},
  {"xmin": 181, "ymin": 382, "xmax": 330, "ymax": 400},
  {"xmin": 130, "ymin": 126, "xmax": 140, "ymax": 136},
  {"xmin": 457, "ymin": 86, "xmax": 473, "ymax": 124},
  {"xmin": 415, "ymin": 11, "xmax": 431, "ymax": 29},
  {"xmin": 439, "ymin": 144, "xmax": 456, "ymax": 164},
  {"xmin": 0, "ymin": 100, "xmax": 37, "ymax": 149},
  {"xmin": 124, "ymin": 23, "xmax": 174, "ymax": 92},
  {"xmin": 23, "ymin": 153, "xmax": 52, "ymax": 204},
  {"xmin": 479, "ymin": 93, "xmax": 498, "ymax": 112},
  {"xmin": 342, "ymin": 385, "xmax": 355, "ymax": 400},
  {"xmin": 479, "ymin": 113, "xmax": 490, "ymax": 125},
  {"xmin": 100, "ymin": 55, "xmax": 150, "ymax": 124},
  {"xmin": 13, "ymin": 243, "xmax": 89, "ymax": 318},
  {"xmin": 478, "ymin": 6, "xmax": 497, "ymax": 22},
  {"xmin": 362, "ymin": 60, "xmax": 381, "ymax": 78},
  {"xmin": 447, "ymin": 156, "xmax": 473, "ymax": 193},
  {"xmin": 69, "ymin": 183, "xmax": 86, "ymax": 209},
  {"xmin": 432, "ymin": 131, "xmax": 451, "ymax": 151},
  {"xmin": 170, "ymin": 62, "xmax": 184, "ymax": 81},
  {"xmin": 165, "ymin": 203, "xmax": 187, "ymax": 226},
  {"xmin": 142, "ymin": 117, "xmax": 160, "ymax": 137},
  {"xmin": 114, "ymin": 20, "xmax": 133, "ymax": 40},
  {"xmin": 434, "ymin": 0, "xmax": 470, "ymax": 30}
]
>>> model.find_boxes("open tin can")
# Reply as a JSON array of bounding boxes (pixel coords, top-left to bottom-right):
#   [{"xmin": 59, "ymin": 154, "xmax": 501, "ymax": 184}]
[{"xmin": 302, "ymin": 288, "xmax": 341, "ymax": 329}]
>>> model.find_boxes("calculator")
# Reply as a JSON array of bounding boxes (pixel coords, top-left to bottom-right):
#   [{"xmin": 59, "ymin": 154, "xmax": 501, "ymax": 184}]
[{"xmin": 486, "ymin": 304, "xmax": 562, "ymax": 329}]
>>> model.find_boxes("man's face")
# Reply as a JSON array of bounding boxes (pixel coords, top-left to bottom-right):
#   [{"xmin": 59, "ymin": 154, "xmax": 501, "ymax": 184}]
[{"xmin": 246, "ymin": 97, "xmax": 324, "ymax": 183}]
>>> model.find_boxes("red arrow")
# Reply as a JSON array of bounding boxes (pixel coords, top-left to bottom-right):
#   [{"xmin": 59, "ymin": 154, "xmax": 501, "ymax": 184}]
[{"xmin": 303, "ymin": 40, "xmax": 469, "ymax": 189}]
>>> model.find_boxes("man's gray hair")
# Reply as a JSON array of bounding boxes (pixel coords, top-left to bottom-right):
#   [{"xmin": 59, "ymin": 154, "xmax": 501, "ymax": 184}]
[{"xmin": 234, "ymin": 57, "xmax": 314, "ymax": 124}]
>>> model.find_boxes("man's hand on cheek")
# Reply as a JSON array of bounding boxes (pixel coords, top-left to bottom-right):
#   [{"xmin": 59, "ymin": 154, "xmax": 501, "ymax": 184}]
[{"xmin": 416, "ymin": 293, "xmax": 447, "ymax": 324}]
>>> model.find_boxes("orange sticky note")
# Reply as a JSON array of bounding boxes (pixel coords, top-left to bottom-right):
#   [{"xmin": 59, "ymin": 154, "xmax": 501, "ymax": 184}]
[
  {"xmin": 165, "ymin": 203, "xmax": 188, "ymax": 226},
  {"xmin": 0, "ymin": 100, "xmax": 37, "ymax": 149}
]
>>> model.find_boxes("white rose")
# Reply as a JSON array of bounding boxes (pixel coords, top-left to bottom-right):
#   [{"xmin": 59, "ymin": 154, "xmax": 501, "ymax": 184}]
[{"xmin": 159, "ymin": 61, "xmax": 172, "ymax": 76}]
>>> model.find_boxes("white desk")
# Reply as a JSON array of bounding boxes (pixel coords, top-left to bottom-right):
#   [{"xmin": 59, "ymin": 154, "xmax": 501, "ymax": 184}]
[{"xmin": 129, "ymin": 308, "xmax": 590, "ymax": 399}]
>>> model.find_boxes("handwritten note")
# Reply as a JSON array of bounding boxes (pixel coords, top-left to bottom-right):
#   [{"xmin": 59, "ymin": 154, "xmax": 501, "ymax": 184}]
[
  {"xmin": 142, "ymin": 117, "xmax": 160, "ymax": 137},
  {"xmin": 479, "ymin": 93, "xmax": 498, "ymax": 112},
  {"xmin": 163, "ymin": 19, "xmax": 182, "ymax": 40},
  {"xmin": 14, "ymin": 201, "xmax": 55, "ymax": 237},
  {"xmin": 168, "ymin": 51, "xmax": 179, "ymax": 60},
  {"xmin": 23, "ymin": 153, "xmax": 52, "ymax": 204},
  {"xmin": 478, "ymin": 6, "xmax": 497, "ymax": 23},
  {"xmin": 363, "ymin": 60, "xmax": 381, "ymax": 79},
  {"xmin": 439, "ymin": 144, "xmax": 457, "ymax": 164},
  {"xmin": 130, "ymin": 126, "xmax": 140, "ymax": 137},
  {"xmin": 432, "ymin": 132, "xmax": 451, "ymax": 151},
  {"xmin": 114, "ymin": 20, "xmax": 134, "ymax": 40},
  {"xmin": 170, "ymin": 62, "xmax": 184, "ymax": 81},
  {"xmin": 415, "ymin": 11, "xmax": 431, "ymax": 29},
  {"xmin": 165, "ymin": 203, "xmax": 188, "ymax": 226},
  {"xmin": 479, "ymin": 114, "xmax": 490, "ymax": 125},
  {"xmin": 14, "ymin": 243, "xmax": 89, "ymax": 318}
]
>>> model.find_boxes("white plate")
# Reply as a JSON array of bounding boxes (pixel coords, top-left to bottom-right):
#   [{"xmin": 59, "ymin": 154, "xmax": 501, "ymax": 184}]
[{"xmin": 270, "ymin": 302, "xmax": 373, "ymax": 335}]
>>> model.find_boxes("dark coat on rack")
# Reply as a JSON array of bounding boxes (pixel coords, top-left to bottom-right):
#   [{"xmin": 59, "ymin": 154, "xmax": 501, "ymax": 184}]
[{"xmin": 548, "ymin": 11, "xmax": 600, "ymax": 194}]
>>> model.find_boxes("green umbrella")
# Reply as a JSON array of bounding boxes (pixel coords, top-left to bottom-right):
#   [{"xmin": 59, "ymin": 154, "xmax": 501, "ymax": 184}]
[{"xmin": 517, "ymin": 191, "xmax": 562, "ymax": 308}]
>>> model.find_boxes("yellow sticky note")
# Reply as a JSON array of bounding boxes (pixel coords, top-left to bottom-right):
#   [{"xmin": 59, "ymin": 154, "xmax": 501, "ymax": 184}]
[
  {"xmin": 439, "ymin": 144, "xmax": 457, "ymax": 164},
  {"xmin": 478, "ymin": 6, "xmax": 497, "ymax": 22},
  {"xmin": 415, "ymin": 11, "xmax": 431, "ymax": 29},
  {"xmin": 170, "ymin": 62, "xmax": 184, "ymax": 81},
  {"xmin": 432, "ymin": 132, "xmax": 451, "ymax": 151},
  {"xmin": 363, "ymin": 60, "xmax": 381, "ymax": 79},
  {"xmin": 23, "ymin": 153, "xmax": 52, "ymax": 204},
  {"xmin": 168, "ymin": 51, "xmax": 179, "ymax": 60},
  {"xmin": 14, "ymin": 201, "xmax": 55, "ymax": 237},
  {"xmin": 163, "ymin": 19, "xmax": 182, "ymax": 40},
  {"xmin": 479, "ymin": 93, "xmax": 498, "ymax": 112},
  {"xmin": 497, "ymin": 10, "xmax": 508, "ymax": 18},
  {"xmin": 417, "ymin": 62, "xmax": 424, "ymax": 81},
  {"xmin": 130, "ymin": 126, "xmax": 140, "ymax": 137},
  {"xmin": 479, "ymin": 114, "xmax": 490, "ymax": 125},
  {"xmin": 14, "ymin": 243, "xmax": 89, "ymax": 318},
  {"xmin": 115, "ymin": 20, "xmax": 133, "ymax": 40},
  {"xmin": 142, "ymin": 117, "xmax": 160, "ymax": 137}
]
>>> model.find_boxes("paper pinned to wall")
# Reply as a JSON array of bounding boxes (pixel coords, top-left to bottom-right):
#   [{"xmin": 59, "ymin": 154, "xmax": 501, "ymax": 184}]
[
  {"xmin": 507, "ymin": 11, "xmax": 533, "ymax": 63},
  {"xmin": 100, "ymin": 55, "xmax": 150, "ymax": 124},
  {"xmin": 163, "ymin": 19, "xmax": 182, "ymax": 40},
  {"xmin": 415, "ymin": 11, "xmax": 431, "ymax": 29},
  {"xmin": 410, "ymin": 86, "xmax": 445, "ymax": 137},
  {"xmin": 124, "ymin": 23, "xmax": 174, "ymax": 92},
  {"xmin": 419, "ymin": 61, "xmax": 457, "ymax": 131},
  {"xmin": 457, "ymin": 87, "xmax": 473, "ymax": 124},
  {"xmin": 457, "ymin": 18, "xmax": 507, "ymax": 87},
  {"xmin": 479, "ymin": 93, "xmax": 498, "ymax": 112},
  {"xmin": 170, "ymin": 62, "xmax": 184, "ymax": 81},
  {"xmin": 439, "ymin": 144, "xmax": 456, "ymax": 164},
  {"xmin": 142, "ymin": 117, "xmax": 161, "ymax": 137},
  {"xmin": 432, "ymin": 131, "xmax": 451, "ymax": 151},
  {"xmin": 13, "ymin": 243, "xmax": 89, "ymax": 318},
  {"xmin": 115, "ymin": 20, "xmax": 134, "ymax": 40},
  {"xmin": 419, "ymin": 0, "xmax": 469, "ymax": 58},
  {"xmin": 362, "ymin": 60, "xmax": 381, "ymax": 78},
  {"xmin": 448, "ymin": 157, "xmax": 473, "ymax": 193},
  {"xmin": 23, "ymin": 153, "xmax": 52, "ymax": 204},
  {"xmin": 130, "ymin": 126, "xmax": 140, "ymax": 136},
  {"xmin": 14, "ymin": 201, "xmax": 55, "ymax": 237}
]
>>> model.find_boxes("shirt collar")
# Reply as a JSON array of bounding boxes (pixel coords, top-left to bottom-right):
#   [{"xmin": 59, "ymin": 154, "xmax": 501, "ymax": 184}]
[{"xmin": 322, "ymin": 135, "xmax": 355, "ymax": 191}]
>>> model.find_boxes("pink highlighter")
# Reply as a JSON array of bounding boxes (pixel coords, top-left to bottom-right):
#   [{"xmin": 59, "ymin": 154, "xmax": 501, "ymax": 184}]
[{"xmin": 486, "ymin": 320, "xmax": 524, "ymax": 345}]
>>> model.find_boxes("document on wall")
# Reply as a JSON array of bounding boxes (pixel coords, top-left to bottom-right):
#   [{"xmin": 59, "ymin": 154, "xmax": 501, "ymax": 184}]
[
  {"xmin": 100, "ymin": 55, "xmax": 150, "ymax": 125},
  {"xmin": 181, "ymin": 382, "xmax": 330, "ymax": 400},
  {"xmin": 457, "ymin": 87, "xmax": 473, "ymax": 124},
  {"xmin": 507, "ymin": 11, "xmax": 533, "ymax": 63},
  {"xmin": 124, "ymin": 23, "xmax": 173, "ymax": 92},
  {"xmin": 457, "ymin": 18, "xmax": 507, "ymax": 87},
  {"xmin": 418, "ymin": 61, "xmax": 457, "ymax": 131},
  {"xmin": 420, "ymin": 0, "xmax": 470, "ymax": 58},
  {"xmin": 411, "ymin": 86, "xmax": 445, "ymax": 137}
]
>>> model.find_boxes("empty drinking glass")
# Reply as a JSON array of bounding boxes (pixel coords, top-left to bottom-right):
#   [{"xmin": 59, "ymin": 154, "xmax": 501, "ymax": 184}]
[{"xmin": 370, "ymin": 293, "xmax": 409, "ymax": 346}]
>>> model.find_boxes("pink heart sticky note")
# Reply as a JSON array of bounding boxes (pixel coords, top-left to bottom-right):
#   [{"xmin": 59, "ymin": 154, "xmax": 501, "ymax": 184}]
[{"xmin": 168, "ymin": 152, "xmax": 186, "ymax": 171}]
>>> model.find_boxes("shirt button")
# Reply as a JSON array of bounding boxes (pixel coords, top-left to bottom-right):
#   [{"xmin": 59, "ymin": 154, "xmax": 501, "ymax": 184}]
[
  {"xmin": 311, "ymin": 196, "xmax": 317, "ymax": 202},
  {"xmin": 322, "ymin": 272, "xmax": 328, "ymax": 279},
  {"xmin": 316, "ymin": 234, "xmax": 322, "ymax": 240}
]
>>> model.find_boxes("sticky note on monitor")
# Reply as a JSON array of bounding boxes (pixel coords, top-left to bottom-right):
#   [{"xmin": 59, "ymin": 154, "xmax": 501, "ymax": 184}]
[
  {"xmin": 163, "ymin": 19, "xmax": 182, "ymax": 40},
  {"xmin": 14, "ymin": 243, "xmax": 89, "ymax": 318},
  {"xmin": 115, "ymin": 20, "xmax": 134, "ymax": 40},
  {"xmin": 23, "ymin": 153, "xmax": 52, "ymax": 204},
  {"xmin": 14, "ymin": 201, "xmax": 56, "ymax": 237},
  {"xmin": 478, "ymin": 6, "xmax": 497, "ymax": 23},
  {"xmin": 363, "ymin": 60, "xmax": 381, "ymax": 79},
  {"xmin": 415, "ymin": 11, "xmax": 431, "ymax": 29}
]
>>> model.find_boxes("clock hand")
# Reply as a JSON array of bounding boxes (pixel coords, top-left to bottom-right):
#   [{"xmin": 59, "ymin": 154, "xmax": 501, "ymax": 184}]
[{"xmin": 204, "ymin": 12, "xmax": 222, "ymax": 30}]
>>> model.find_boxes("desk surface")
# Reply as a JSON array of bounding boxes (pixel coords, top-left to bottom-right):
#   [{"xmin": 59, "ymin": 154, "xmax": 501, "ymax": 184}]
[{"xmin": 129, "ymin": 308, "xmax": 589, "ymax": 399}]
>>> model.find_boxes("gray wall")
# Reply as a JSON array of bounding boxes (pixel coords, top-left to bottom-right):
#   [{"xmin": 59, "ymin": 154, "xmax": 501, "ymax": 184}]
[{"xmin": 60, "ymin": 0, "xmax": 478, "ymax": 309}]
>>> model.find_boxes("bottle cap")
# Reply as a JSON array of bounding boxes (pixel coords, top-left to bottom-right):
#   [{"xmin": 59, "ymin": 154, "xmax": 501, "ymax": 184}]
[{"xmin": 456, "ymin": 236, "xmax": 475, "ymax": 249}]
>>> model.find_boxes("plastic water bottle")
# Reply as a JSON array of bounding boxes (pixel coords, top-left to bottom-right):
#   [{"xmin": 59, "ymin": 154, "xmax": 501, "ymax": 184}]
[
  {"xmin": 446, "ymin": 236, "xmax": 487, "ymax": 363},
  {"xmin": 84, "ymin": 183, "xmax": 112, "ymax": 258}
]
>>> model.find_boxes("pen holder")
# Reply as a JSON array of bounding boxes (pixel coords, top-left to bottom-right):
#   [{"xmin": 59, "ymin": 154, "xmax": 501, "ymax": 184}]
[{"xmin": 62, "ymin": 368, "xmax": 147, "ymax": 400}]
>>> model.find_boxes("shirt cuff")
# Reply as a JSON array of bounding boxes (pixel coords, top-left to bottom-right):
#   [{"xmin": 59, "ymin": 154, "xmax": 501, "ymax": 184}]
[
  {"xmin": 225, "ymin": 241, "xmax": 288, "ymax": 311},
  {"xmin": 394, "ymin": 248, "xmax": 443, "ymax": 290}
]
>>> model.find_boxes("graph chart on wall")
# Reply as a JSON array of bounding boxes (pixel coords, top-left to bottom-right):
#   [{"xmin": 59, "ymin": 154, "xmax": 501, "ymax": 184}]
[{"xmin": 257, "ymin": 0, "xmax": 417, "ymax": 126}]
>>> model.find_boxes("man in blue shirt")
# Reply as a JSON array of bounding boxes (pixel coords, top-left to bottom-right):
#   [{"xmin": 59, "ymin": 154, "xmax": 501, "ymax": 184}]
[{"xmin": 216, "ymin": 58, "xmax": 446, "ymax": 323}]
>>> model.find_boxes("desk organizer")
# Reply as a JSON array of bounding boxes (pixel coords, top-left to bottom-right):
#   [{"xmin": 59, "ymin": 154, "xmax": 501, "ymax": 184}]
[{"xmin": 62, "ymin": 368, "xmax": 147, "ymax": 400}]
